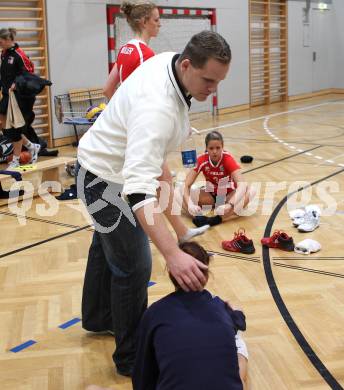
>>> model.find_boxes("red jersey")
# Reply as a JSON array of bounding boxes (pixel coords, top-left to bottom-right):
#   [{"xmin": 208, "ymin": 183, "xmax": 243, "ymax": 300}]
[
  {"xmin": 194, "ymin": 152, "xmax": 241, "ymax": 195},
  {"xmin": 116, "ymin": 39, "xmax": 155, "ymax": 83}
]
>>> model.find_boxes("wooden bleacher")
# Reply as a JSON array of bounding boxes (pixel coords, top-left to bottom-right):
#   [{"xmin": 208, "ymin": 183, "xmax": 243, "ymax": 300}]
[{"xmin": 0, "ymin": 156, "xmax": 76, "ymax": 205}]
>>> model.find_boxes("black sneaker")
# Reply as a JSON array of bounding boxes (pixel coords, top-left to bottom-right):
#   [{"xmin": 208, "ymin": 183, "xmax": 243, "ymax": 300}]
[{"xmin": 192, "ymin": 215, "xmax": 222, "ymax": 227}]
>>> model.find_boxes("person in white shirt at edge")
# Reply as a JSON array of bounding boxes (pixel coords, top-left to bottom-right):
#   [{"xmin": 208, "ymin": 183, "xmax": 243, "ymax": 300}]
[
  {"xmin": 76, "ymin": 30, "xmax": 232, "ymax": 377},
  {"xmin": 103, "ymin": 0, "xmax": 210, "ymax": 243}
]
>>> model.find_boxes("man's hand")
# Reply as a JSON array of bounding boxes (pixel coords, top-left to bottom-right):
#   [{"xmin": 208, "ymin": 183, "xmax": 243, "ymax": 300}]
[
  {"xmin": 166, "ymin": 249, "xmax": 208, "ymax": 291},
  {"xmin": 9, "ymin": 83, "xmax": 15, "ymax": 91}
]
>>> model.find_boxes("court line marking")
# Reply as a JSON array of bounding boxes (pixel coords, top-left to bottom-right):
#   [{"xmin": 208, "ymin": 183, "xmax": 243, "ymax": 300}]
[
  {"xmin": 262, "ymin": 166, "xmax": 344, "ymax": 390},
  {"xmin": 242, "ymin": 145, "xmax": 322, "ymax": 174},
  {"xmin": 196, "ymin": 101, "xmax": 340, "ymax": 134},
  {"xmin": 205, "ymin": 249, "xmax": 260, "ymax": 263},
  {"xmin": 273, "ymin": 262, "xmax": 344, "ymax": 279},
  {"xmin": 263, "ymin": 101, "xmax": 344, "ymax": 169},
  {"xmin": 195, "ymin": 99, "xmax": 344, "ymax": 169},
  {"xmin": 9, "ymin": 340, "xmax": 37, "ymax": 353},
  {"xmin": 0, "ymin": 224, "xmax": 92, "ymax": 260},
  {"xmin": 59, "ymin": 318, "xmax": 81, "ymax": 329},
  {"xmin": 0, "ymin": 210, "xmax": 81, "ymax": 229}
]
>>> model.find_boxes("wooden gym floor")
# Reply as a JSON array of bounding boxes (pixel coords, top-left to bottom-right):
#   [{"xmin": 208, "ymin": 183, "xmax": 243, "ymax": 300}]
[{"xmin": 0, "ymin": 94, "xmax": 344, "ymax": 389}]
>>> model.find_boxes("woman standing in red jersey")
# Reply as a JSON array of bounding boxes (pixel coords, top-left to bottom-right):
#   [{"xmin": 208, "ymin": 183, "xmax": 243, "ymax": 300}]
[{"xmin": 103, "ymin": 1, "xmax": 161, "ymax": 99}]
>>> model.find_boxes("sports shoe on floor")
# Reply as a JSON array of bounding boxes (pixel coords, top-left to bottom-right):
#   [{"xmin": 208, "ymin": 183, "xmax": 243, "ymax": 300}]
[
  {"xmin": 298, "ymin": 210, "xmax": 320, "ymax": 232},
  {"xmin": 294, "ymin": 239, "xmax": 321, "ymax": 254},
  {"xmin": 292, "ymin": 215, "xmax": 305, "ymax": 227},
  {"xmin": 29, "ymin": 143, "xmax": 41, "ymax": 163},
  {"xmin": 289, "ymin": 208, "xmax": 305, "ymax": 220},
  {"xmin": 261, "ymin": 230, "xmax": 295, "ymax": 251},
  {"xmin": 222, "ymin": 228, "xmax": 255, "ymax": 254},
  {"xmin": 289, "ymin": 205, "xmax": 321, "ymax": 227},
  {"xmin": 192, "ymin": 215, "xmax": 222, "ymax": 227}
]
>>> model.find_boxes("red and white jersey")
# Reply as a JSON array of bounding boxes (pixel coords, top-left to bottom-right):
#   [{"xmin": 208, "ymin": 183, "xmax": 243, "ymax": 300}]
[
  {"xmin": 194, "ymin": 151, "xmax": 241, "ymax": 194},
  {"xmin": 116, "ymin": 39, "xmax": 155, "ymax": 84}
]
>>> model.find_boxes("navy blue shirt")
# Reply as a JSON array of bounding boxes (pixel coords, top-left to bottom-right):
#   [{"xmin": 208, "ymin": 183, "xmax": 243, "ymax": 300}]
[{"xmin": 132, "ymin": 289, "xmax": 245, "ymax": 390}]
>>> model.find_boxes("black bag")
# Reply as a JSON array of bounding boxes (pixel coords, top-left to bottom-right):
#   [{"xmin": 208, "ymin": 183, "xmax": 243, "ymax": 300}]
[{"xmin": 15, "ymin": 72, "xmax": 52, "ymax": 98}]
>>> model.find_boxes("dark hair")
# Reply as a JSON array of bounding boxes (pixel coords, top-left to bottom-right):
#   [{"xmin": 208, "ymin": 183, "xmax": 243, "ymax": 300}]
[
  {"xmin": 169, "ymin": 241, "xmax": 211, "ymax": 289},
  {"xmin": 121, "ymin": 1, "xmax": 157, "ymax": 33},
  {"xmin": 0, "ymin": 28, "xmax": 17, "ymax": 41},
  {"xmin": 179, "ymin": 30, "xmax": 231, "ymax": 68},
  {"xmin": 205, "ymin": 131, "xmax": 224, "ymax": 148}
]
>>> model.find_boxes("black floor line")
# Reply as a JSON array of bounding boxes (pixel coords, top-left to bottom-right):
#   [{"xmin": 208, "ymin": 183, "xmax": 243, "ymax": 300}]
[
  {"xmin": 206, "ymin": 249, "xmax": 260, "ymax": 263},
  {"xmin": 0, "ymin": 224, "xmax": 92, "ymax": 260},
  {"xmin": 242, "ymin": 145, "xmax": 322, "ymax": 174},
  {"xmin": 262, "ymin": 166, "xmax": 344, "ymax": 390},
  {"xmin": 273, "ymin": 262, "xmax": 344, "ymax": 279},
  {"xmin": 221, "ymin": 135, "xmax": 344, "ymax": 148},
  {"xmin": 273, "ymin": 257, "xmax": 344, "ymax": 261},
  {"xmin": 0, "ymin": 210, "xmax": 81, "ymax": 229}
]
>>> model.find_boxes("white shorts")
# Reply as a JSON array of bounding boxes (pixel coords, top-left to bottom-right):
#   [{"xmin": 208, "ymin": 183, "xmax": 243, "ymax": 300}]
[{"xmin": 235, "ymin": 333, "xmax": 248, "ymax": 360}]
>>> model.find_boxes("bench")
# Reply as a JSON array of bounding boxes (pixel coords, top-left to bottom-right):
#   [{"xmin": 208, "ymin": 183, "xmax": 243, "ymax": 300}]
[{"xmin": 0, "ymin": 156, "xmax": 76, "ymax": 204}]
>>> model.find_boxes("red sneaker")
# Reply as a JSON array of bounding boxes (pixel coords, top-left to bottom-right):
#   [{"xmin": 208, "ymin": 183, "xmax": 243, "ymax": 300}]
[
  {"xmin": 261, "ymin": 230, "xmax": 294, "ymax": 251},
  {"xmin": 222, "ymin": 229, "xmax": 255, "ymax": 254}
]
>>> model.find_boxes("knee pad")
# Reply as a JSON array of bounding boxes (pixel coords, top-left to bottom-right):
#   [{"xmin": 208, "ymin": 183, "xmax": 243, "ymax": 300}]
[{"xmin": 2, "ymin": 127, "xmax": 22, "ymax": 142}]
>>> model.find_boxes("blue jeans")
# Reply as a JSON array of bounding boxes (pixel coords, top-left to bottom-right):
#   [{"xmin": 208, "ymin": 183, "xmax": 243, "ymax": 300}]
[{"xmin": 76, "ymin": 163, "xmax": 152, "ymax": 373}]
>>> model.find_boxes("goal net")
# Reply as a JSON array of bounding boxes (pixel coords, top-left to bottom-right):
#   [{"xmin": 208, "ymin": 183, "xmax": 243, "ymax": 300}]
[{"xmin": 114, "ymin": 14, "xmax": 213, "ymax": 114}]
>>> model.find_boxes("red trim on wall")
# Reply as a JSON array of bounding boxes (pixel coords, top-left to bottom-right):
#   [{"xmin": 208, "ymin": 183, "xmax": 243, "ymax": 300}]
[
  {"xmin": 210, "ymin": 10, "xmax": 217, "ymax": 25},
  {"xmin": 212, "ymin": 95, "xmax": 218, "ymax": 107},
  {"xmin": 107, "ymin": 6, "xmax": 120, "ymax": 24},
  {"xmin": 108, "ymin": 37, "xmax": 115, "ymax": 50}
]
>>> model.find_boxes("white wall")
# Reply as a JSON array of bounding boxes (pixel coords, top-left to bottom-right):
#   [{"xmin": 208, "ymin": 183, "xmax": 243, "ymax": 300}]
[
  {"xmin": 287, "ymin": 0, "xmax": 342, "ymax": 96},
  {"xmin": 333, "ymin": 0, "xmax": 344, "ymax": 88},
  {"xmin": 45, "ymin": 0, "xmax": 343, "ymax": 139},
  {"xmin": 288, "ymin": 1, "xmax": 314, "ymax": 96},
  {"xmin": 46, "ymin": 0, "xmax": 249, "ymax": 139},
  {"xmin": 46, "ymin": 0, "xmax": 109, "ymax": 138}
]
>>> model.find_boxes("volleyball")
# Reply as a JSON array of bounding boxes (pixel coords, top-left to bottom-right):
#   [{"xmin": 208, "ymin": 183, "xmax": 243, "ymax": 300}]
[{"xmin": 85, "ymin": 103, "xmax": 106, "ymax": 122}]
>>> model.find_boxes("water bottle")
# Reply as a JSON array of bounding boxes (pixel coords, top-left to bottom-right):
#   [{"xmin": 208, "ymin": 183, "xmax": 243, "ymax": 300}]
[{"xmin": 181, "ymin": 136, "xmax": 197, "ymax": 168}]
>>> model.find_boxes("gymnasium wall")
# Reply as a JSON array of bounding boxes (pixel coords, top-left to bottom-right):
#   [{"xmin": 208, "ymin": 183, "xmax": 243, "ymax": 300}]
[
  {"xmin": 288, "ymin": 0, "xmax": 340, "ymax": 96},
  {"xmin": 45, "ymin": 0, "xmax": 248, "ymax": 139},
  {"xmin": 43, "ymin": 0, "xmax": 343, "ymax": 139},
  {"xmin": 333, "ymin": 0, "xmax": 344, "ymax": 89},
  {"xmin": 288, "ymin": 1, "xmax": 314, "ymax": 96}
]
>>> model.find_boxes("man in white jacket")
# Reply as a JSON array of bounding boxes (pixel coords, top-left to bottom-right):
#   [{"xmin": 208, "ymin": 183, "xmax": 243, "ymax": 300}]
[{"xmin": 77, "ymin": 30, "xmax": 231, "ymax": 376}]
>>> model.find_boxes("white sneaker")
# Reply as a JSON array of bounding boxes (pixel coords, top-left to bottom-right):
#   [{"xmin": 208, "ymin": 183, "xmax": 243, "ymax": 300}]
[
  {"xmin": 29, "ymin": 143, "xmax": 41, "ymax": 164},
  {"xmin": 7, "ymin": 159, "xmax": 20, "ymax": 170},
  {"xmin": 289, "ymin": 208, "xmax": 305, "ymax": 220},
  {"xmin": 290, "ymin": 205, "xmax": 321, "ymax": 227},
  {"xmin": 292, "ymin": 215, "xmax": 305, "ymax": 227},
  {"xmin": 298, "ymin": 210, "xmax": 320, "ymax": 232},
  {"xmin": 305, "ymin": 204, "xmax": 322, "ymax": 216},
  {"xmin": 294, "ymin": 239, "xmax": 321, "ymax": 255}
]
